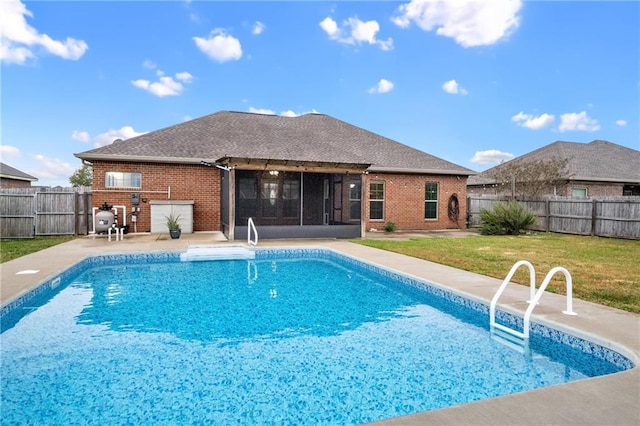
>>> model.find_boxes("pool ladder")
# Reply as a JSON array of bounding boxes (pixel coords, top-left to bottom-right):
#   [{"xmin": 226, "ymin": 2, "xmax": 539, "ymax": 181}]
[
  {"xmin": 247, "ymin": 217, "xmax": 258, "ymax": 246},
  {"xmin": 490, "ymin": 260, "xmax": 577, "ymax": 342}
]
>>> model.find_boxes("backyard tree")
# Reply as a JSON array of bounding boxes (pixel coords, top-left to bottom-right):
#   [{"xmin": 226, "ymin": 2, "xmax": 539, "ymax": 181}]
[
  {"xmin": 69, "ymin": 164, "xmax": 93, "ymax": 187},
  {"xmin": 490, "ymin": 156, "xmax": 570, "ymax": 198}
]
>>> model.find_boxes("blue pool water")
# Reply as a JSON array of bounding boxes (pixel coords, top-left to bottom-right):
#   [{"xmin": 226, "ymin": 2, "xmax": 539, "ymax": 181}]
[{"xmin": 1, "ymin": 249, "xmax": 632, "ymax": 425}]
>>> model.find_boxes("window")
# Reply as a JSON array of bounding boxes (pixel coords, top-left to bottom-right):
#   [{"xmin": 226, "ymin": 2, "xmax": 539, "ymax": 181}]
[
  {"xmin": 349, "ymin": 180, "xmax": 361, "ymax": 220},
  {"xmin": 282, "ymin": 178, "xmax": 300, "ymax": 218},
  {"xmin": 425, "ymin": 182, "xmax": 438, "ymax": 219},
  {"xmin": 105, "ymin": 172, "xmax": 141, "ymax": 188},
  {"xmin": 238, "ymin": 177, "xmax": 257, "ymax": 218},
  {"xmin": 572, "ymin": 187, "xmax": 587, "ymax": 198},
  {"xmin": 261, "ymin": 180, "xmax": 278, "ymax": 218},
  {"xmin": 369, "ymin": 181, "xmax": 384, "ymax": 220}
]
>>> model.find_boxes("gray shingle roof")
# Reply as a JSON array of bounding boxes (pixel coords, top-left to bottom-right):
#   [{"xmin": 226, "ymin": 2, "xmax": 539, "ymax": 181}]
[
  {"xmin": 75, "ymin": 111, "xmax": 474, "ymax": 175},
  {"xmin": 468, "ymin": 140, "xmax": 640, "ymax": 185},
  {"xmin": 0, "ymin": 162, "xmax": 38, "ymax": 181}
]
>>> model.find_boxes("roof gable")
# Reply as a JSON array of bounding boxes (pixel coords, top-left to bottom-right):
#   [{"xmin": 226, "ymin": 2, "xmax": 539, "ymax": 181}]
[
  {"xmin": 468, "ymin": 140, "xmax": 640, "ymax": 185},
  {"xmin": 75, "ymin": 111, "xmax": 475, "ymax": 175},
  {"xmin": 0, "ymin": 162, "xmax": 38, "ymax": 182}
]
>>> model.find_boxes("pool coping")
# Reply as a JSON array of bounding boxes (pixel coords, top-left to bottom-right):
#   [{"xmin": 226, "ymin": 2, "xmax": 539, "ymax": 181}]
[{"xmin": 1, "ymin": 233, "xmax": 639, "ymax": 425}]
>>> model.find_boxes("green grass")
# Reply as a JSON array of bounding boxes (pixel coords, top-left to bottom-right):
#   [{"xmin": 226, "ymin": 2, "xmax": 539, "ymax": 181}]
[
  {"xmin": 1, "ymin": 236, "xmax": 76, "ymax": 263},
  {"xmin": 356, "ymin": 233, "xmax": 640, "ymax": 313}
]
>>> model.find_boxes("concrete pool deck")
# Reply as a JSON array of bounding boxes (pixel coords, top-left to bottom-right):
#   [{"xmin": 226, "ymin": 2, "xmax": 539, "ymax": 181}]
[{"xmin": 1, "ymin": 231, "xmax": 638, "ymax": 425}]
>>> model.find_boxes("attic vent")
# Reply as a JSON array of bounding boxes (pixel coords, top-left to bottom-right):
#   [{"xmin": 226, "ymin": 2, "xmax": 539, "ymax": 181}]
[{"xmin": 113, "ymin": 139, "xmax": 124, "ymax": 144}]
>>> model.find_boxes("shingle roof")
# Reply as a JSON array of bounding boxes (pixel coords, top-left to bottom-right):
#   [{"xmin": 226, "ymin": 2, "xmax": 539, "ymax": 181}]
[
  {"xmin": 75, "ymin": 111, "xmax": 474, "ymax": 175},
  {"xmin": 468, "ymin": 140, "xmax": 640, "ymax": 185},
  {"xmin": 0, "ymin": 162, "xmax": 38, "ymax": 181}
]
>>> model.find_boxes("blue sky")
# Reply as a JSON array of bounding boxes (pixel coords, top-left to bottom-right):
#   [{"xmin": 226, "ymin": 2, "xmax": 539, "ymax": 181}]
[{"xmin": 1, "ymin": 0, "xmax": 638, "ymax": 187}]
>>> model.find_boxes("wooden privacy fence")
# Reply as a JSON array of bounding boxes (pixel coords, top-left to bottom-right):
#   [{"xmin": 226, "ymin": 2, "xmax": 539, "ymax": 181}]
[
  {"xmin": 467, "ymin": 196, "xmax": 640, "ymax": 240},
  {"xmin": 0, "ymin": 187, "xmax": 92, "ymax": 239}
]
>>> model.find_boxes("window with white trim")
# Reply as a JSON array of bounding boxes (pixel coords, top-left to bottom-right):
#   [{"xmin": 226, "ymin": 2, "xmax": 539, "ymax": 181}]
[
  {"xmin": 572, "ymin": 187, "xmax": 587, "ymax": 198},
  {"xmin": 369, "ymin": 181, "xmax": 384, "ymax": 220},
  {"xmin": 105, "ymin": 172, "xmax": 141, "ymax": 188},
  {"xmin": 425, "ymin": 182, "xmax": 438, "ymax": 219}
]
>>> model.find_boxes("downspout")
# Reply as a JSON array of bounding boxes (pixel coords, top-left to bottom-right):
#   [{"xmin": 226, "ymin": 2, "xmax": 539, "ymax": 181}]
[
  {"xmin": 360, "ymin": 173, "xmax": 367, "ymax": 238},
  {"xmin": 228, "ymin": 168, "xmax": 236, "ymax": 240}
]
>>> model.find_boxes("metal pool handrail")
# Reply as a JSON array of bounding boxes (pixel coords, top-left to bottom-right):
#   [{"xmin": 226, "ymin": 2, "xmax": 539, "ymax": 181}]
[
  {"xmin": 491, "ymin": 260, "xmax": 577, "ymax": 340},
  {"xmin": 247, "ymin": 217, "xmax": 258, "ymax": 246}
]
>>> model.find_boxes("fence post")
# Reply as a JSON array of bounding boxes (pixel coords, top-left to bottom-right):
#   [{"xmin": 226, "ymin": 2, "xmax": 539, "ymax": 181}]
[
  {"xmin": 74, "ymin": 192, "xmax": 80, "ymax": 235},
  {"xmin": 545, "ymin": 199, "xmax": 550, "ymax": 232},
  {"xmin": 591, "ymin": 199, "xmax": 597, "ymax": 236},
  {"xmin": 466, "ymin": 196, "xmax": 470, "ymax": 228}
]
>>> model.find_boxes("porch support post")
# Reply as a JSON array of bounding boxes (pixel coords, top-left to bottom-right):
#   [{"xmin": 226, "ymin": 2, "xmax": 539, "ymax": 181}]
[
  {"xmin": 228, "ymin": 168, "xmax": 236, "ymax": 240},
  {"xmin": 360, "ymin": 173, "xmax": 366, "ymax": 238},
  {"xmin": 300, "ymin": 171, "xmax": 304, "ymax": 226}
]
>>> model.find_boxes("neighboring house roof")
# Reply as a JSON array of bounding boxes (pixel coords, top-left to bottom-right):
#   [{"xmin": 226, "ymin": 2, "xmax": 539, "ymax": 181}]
[
  {"xmin": 75, "ymin": 111, "xmax": 475, "ymax": 175},
  {"xmin": 0, "ymin": 162, "xmax": 38, "ymax": 182},
  {"xmin": 468, "ymin": 140, "xmax": 640, "ymax": 185}
]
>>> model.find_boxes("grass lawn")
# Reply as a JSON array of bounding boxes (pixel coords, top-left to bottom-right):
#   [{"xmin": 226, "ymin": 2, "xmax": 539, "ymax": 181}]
[
  {"xmin": 0, "ymin": 236, "xmax": 76, "ymax": 264},
  {"xmin": 356, "ymin": 232, "xmax": 640, "ymax": 314}
]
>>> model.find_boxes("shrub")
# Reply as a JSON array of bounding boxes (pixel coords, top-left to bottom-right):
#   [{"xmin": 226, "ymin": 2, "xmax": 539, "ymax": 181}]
[
  {"xmin": 384, "ymin": 221, "xmax": 397, "ymax": 232},
  {"xmin": 479, "ymin": 201, "xmax": 536, "ymax": 235}
]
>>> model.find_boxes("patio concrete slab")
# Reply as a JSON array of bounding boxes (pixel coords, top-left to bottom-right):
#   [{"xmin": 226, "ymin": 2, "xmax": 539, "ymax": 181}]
[{"xmin": 1, "ymin": 232, "xmax": 638, "ymax": 425}]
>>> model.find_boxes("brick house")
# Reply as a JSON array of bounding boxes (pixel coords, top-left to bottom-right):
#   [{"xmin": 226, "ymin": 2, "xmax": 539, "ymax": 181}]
[
  {"xmin": 75, "ymin": 111, "xmax": 474, "ymax": 240},
  {"xmin": 468, "ymin": 140, "xmax": 640, "ymax": 198},
  {"xmin": 0, "ymin": 162, "xmax": 38, "ymax": 188}
]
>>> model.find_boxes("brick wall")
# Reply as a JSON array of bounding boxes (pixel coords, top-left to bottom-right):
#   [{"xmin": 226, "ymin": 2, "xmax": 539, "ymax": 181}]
[
  {"xmin": 91, "ymin": 162, "xmax": 469, "ymax": 233},
  {"xmin": 557, "ymin": 182, "xmax": 625, "ymax": 197},
  {"xmin": 362, "ymin": 173, "xmax": 468, "ymax": 231},
  {"xmin": 469, "ymin": 181, "xmax": 626, "ymax": 198},
  {"xmin": 92, "ymin": 161, "xmax": 221, "ymax": 232},
  {"xmin": 0, "ymin": 178, "xmax": 32, "ymax": 188}
]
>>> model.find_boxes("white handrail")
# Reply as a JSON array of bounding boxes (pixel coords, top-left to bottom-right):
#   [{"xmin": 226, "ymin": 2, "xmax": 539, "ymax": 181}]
[
  {"xmin": 491, "ymin": 261, "xmax": 577, "ymax": 341},
  {"xmin": 247, "ymin": 217, "xmax": 258, "ymax": 246},
  {"xmin": 522, "ymin": 266, "xmax": 576, "ymax": 338},
  {"xmin": 490, "ymin": 260, "xmax": 536, "ymax": 328}
]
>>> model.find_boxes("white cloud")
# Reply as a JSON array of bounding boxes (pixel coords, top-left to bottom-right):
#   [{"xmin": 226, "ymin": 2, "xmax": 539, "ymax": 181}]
[
  {"xmin": 0, "ymin": 0, "xmax": 88, "ymax": 64},
  {"xmin": 320, "ymin": 16, "xmax": 393, "ymax": 51},
  {"xmin": 31, "ymin": 154, "xmax": 76, "ymax": 180},
  {"xmin": 558, "ymin": 111, "xmax": 601, "ymax": 133},
  {"xmin": 94, "ymin": 126, "xmax": 146, "ymax": 148},
  {"xmin": 194, "ymin": 29, "xmax": 242, "ymax": 62},
  {"xmin": 392, "ymin": 0, "xmax": 522, "ymax": 48},
  {"xmin": 249, "ymin": 107, "xmax": 319, "ymax": 117},
  {"xmin": 512, "ymin": 111, "xmax": 555, "ymax": 130},
  {"xmin": 252, "ymin": 21, "xmax": 266, "ymax": 35},
  {"xmin": 249, "ymin": 107, "xmax": 276, "ymax": 115},
  {"xmin": 0, "ymin": 145, "xmax": 21, "ymax": 159},
  {"xmin": 131, "ymin": 70, "xmax": 193, "ymax": 97},
  {"xmin": 143, "ymin": 60, "xmax": 157, "ymax": 69},
  {"xmin": 470, "ymin": 149, "xmax": 515, "ymax": 165},
  {"xmin": 320, "ymin": 17, "xmax": 339, "ymax": 38},
  {"xmin": 442, "ymin": 79, "xmax": 468, "ymax": 95},
  {"xmin": 368, "ymin": 79, "xmax": 395, "ymax": 94},
  {"xmin": 71, "ymin": 130, "xmax": 90, "ymax": 142},
  {"xmin": 175, "ymin": 72, "xmax": 193, "ymax": 83},
  {"xmin": 280, "ymin": 109, "xmax": 319, "ymax": 117},
  {"xmin": 616, "ymin": 119, "xmax": 627, "ymax": 127}
]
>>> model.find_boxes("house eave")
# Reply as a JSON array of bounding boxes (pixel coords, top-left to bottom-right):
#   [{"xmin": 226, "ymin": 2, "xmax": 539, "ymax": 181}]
[
  {"xmin": 74, "ymin": 153, "xmax": 203, "ymax": 165},
  {"xmin": 220, "ymin": 157, "xmax": 371, "ymax": 174},
  {"xmin": 469, "ymin": 176, "xmax": 640, "ymax": 186},
  {"xmin": 0, "ymin": 174, "xmax": 38, "ymax": 182},
  {"xmin": 367, "ymin": 166, "xmax": 475, "ymax": 176}
]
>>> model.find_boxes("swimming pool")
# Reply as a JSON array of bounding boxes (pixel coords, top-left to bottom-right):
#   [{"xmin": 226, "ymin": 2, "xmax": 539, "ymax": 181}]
[{"xmin": 1, "ymin": 248, "xmax": 633, "ymax": 424}]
